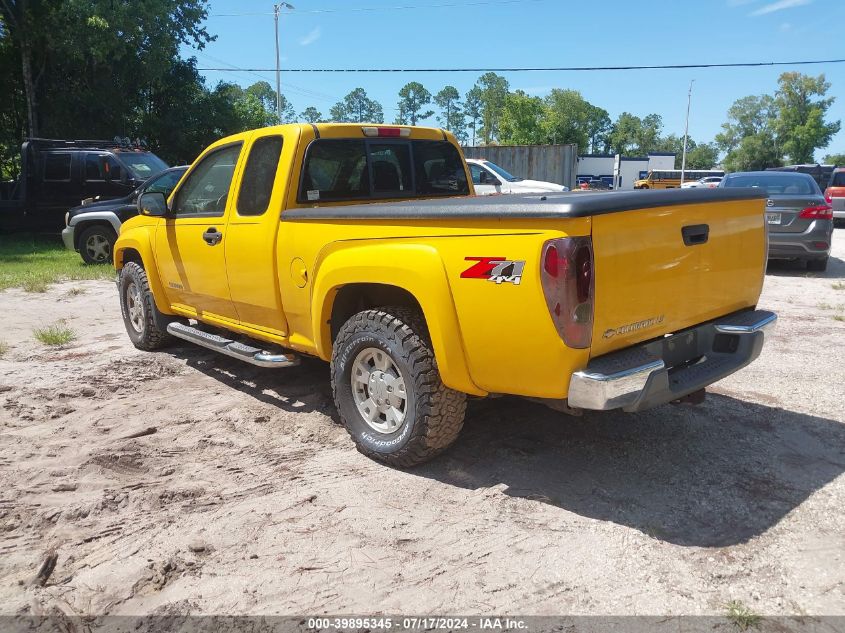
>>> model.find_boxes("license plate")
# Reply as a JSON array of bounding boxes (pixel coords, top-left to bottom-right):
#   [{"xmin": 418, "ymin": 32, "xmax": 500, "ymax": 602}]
[{"xmin": 766, "ymin": 213, "xmax": 781, "ymax": 225}]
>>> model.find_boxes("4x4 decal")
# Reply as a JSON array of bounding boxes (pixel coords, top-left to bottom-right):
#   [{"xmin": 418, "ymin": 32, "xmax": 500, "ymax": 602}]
[{"xmin": 461, "ymin": 256, "xmax": 525, "ymax": 285}]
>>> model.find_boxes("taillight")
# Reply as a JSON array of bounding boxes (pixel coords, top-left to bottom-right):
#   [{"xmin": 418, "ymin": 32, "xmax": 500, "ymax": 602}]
[
  {"xmin": 540, "ymin": 237, "xmax": 594, "ymax": 349},
  {"xmin": 824, "ymin": 189, "xmax": 832, "ymax": 204},
  {"xmin": 799, "ymin": 205, "xmax": 833, "ymax": 220}
]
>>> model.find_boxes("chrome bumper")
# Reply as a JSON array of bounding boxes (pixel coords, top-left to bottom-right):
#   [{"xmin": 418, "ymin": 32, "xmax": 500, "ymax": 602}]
[
  {"xmin": 568, "ymin": 309, "xmax": 777, "ymax": 412},
  {"xmin": 61, "ymin": 225, "xmax": 75, "ymax": 251}
]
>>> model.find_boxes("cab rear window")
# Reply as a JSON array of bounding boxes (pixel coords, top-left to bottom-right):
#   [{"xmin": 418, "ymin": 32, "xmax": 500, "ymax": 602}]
[
  {"xmin": 299, "ymin": 139, "xmax": 468, "ymax": 203},
  {"xmin": 831, "ymin": 172, "xmax": 845, "ymax": 187}
]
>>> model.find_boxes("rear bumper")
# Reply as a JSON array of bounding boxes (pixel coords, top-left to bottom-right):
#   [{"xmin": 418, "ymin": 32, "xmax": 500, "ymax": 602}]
[
  {"xmin": 768, "ymin": 220, "xmax": 833, "ymax": 259},
  {"xmin": 567, "ymin": 309, "xmax": 776, "ymax": 412}
]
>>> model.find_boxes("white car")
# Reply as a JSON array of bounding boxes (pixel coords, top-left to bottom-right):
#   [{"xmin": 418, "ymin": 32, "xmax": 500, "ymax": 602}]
[
  {"xmin": 681, "ymin": 176, "xmax": 723, "ymax": 189},
  {"xmin": 467, "ymin": 158, "xmax": 569, "ymax": 195}
]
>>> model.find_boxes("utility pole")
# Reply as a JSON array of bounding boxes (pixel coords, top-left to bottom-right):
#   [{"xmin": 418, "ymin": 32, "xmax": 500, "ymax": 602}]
[
  {"xmin": 680, "ymin": 79, "xmax": 694, "ymax": 185},
  {"xmin": 274, "ymin": 3, "xmax": 294, "ymax": 123}
]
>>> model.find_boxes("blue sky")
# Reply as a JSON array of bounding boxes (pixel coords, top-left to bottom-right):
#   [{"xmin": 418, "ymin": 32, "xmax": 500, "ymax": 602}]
[{"xmin": 187, "ymin": 0, "xmax": 845, "ymax": 158}]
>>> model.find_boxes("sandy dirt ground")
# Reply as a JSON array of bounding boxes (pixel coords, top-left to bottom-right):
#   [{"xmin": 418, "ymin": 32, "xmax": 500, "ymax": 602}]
[{"xmin": 1, "ymin": 230, "xmax": 844, "ymax": 618}]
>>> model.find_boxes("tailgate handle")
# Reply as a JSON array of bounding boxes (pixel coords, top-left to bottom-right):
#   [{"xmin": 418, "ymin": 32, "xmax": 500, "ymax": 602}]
[{"xmin": 682, "ymin": 224, "xmax": 709, "ymax": 246}]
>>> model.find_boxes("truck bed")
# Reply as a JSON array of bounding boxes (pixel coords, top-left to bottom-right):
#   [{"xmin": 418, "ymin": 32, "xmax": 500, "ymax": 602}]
[{"xmin": 283, "ymin": 187, "xmax": 766, "ymax": 220}]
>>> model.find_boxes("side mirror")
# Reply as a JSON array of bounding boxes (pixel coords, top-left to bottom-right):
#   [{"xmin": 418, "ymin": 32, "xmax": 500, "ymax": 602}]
[{"xmin": 138, "ymin": 191, "xmax": 168, "ymax": 217}]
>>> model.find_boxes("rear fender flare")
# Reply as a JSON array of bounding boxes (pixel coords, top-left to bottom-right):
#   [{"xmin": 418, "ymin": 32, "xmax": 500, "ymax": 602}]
[{"xmin": 311, "ymin": 242, "xmax": 485, "ymax": 396}]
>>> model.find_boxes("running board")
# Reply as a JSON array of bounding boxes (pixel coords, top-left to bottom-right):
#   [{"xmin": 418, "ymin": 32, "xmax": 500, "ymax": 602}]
[{"xmin": 167, "ymin": 322, "xmax": 300, "ymax": 368}]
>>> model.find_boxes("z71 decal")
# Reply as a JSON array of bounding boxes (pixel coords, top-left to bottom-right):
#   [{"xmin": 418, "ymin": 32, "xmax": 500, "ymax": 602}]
[{"xmin": 461, "ymin": 256, "xmax": 526, "ymax": 285}]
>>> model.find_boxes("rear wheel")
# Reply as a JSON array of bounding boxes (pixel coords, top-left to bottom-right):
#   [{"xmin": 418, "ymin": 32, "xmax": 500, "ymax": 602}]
[
  {"xmin": 806, "ymin": 257, "xmax": 828, "ymax": 272},
  {"xmin": 118, "ymin": 262, "xmax": 173, "ymax": 350},
  {"xmin": 331, "ymin": 307, "xmax": 467, "ymax": 467},
  {"xmin": 78, "ymin": 225, "xmax": 116, "ymax": 264}
]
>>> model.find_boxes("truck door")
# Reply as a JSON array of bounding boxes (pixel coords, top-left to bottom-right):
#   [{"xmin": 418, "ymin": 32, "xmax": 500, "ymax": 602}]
[
  {"xmin": 223, "ymin": 131, "xmax": 291, "ymax": 337},
  {"xmin": 83, "ymin": 153, "xmax": 129, "ymax": 201},
  {"xmin": 153, "ymin": 142, "xmax": 243, "ymax": 322},
  {"xmin": 37, "ymin": 152, "xmax": 80, "ymax": 224},
  {"xmin": 470, "ymin": 163, "xmax": 501, "ymax": 195}
]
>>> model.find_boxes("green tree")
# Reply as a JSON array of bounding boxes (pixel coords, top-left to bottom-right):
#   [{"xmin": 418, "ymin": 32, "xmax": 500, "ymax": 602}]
[
  {"xmin": 395, "ymin": 82, "xmax": 433, "ymax": 126},
  {"xmin": 716, "ymin": 94, "xmax": 781, "ymax": 171},
  {"xmin": 330, "ymin": 88, "xmax": 384, "ymax": 123},
  {"xmin": 245, "ymin": 81, "xmax": 294, "ymax": 123},
  {"xmin": 541, "ymin": 89, "xmax": 610, "ymax": 151},
  {"xmin": 498, "ymin": 91, "xmax": 545, "ymax": 145},
  {"xmin": 608, "ymin": 112, "xmax": 663, "ymax": 155},
  {"xmin": 0, "ymin": 0, "xmax": 213, "ymax": 139},
  {"xmin": 774, "ymin": 72, "xmax": 840, "ymax": 163},
  {"xmin": 300, "ymin": 106, "xmax": 323, "ymax": 123},
  {"xmin": 823, "ymin": 153, "xmax": 845, "ymax": 166},
  {"xmin": 434, "ymin": 86, "xmax": 462, "ymax": 133},
  {"xmin": 473, "ymin": 72, "xmax": 509, "ymax": 144},
  {"xmin": 684, "ymin": 143, "xmax": 720, "ymax": 169},
  {"xmin": 463, "ymin": 86, "xmax": 482, "ymax": 146}
]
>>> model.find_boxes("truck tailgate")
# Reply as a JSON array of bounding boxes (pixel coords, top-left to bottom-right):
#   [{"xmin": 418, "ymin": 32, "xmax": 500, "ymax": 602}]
[{"xmin": 590, "ymin": 197, "xmax": 767, "ymax": 357}]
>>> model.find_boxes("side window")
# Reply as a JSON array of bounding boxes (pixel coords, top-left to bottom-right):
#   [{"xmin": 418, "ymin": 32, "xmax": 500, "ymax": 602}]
[
  {"xmin": 238, "ymin": 135, "xmax": 283, "ymax": 216},
  {"xmin": 172, "ymin": 144, "xmax": 242, "ymax": 216},
  {"xmin": 412, "ymin": 140, "xmax": 469, "ymax": 196},
  {"xmin": 300, "ymin": 140, "xmax": 369, "ymax": 201},
  {"xmin": 105, "ymin": 155, "xmax": 122, "ymax": 181},
  {"xmin": 145, "ymin": 170, "xmax": 183, "ymax": 197},
  {"xmin": 369, "ymin": 143, "xmax": 412, "ymax": 194},
  {"xmin": 85, "ymin": 154, "xmax": 106, "ymax": 181},
  {"xmin": 44, "ymin": 154, "xmax": 71, "ymax": 181},
  {"xmin": 469, "ymin": 164, "xmax": 484, "ymax": 185}
]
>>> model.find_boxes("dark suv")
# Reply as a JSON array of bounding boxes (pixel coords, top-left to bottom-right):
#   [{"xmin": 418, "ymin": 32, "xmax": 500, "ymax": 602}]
[
  {"xmin": 0, "ymin": 138, "xmax": 169, "ymax": 232},
  {"xmin": 62, "ymin": 165, "xmax": 188, "ymax": 263}
]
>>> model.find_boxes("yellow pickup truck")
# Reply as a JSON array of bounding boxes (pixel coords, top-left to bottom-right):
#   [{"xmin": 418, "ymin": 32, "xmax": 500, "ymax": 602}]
[{"xmin": 114, "ymin": 123, "xmax": 776, "ymax": 466}]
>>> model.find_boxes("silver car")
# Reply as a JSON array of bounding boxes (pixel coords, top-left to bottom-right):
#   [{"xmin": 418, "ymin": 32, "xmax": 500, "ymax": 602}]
[{"xmin": 720, "ymin": 171, "xmax": 833, "ymax": 272}]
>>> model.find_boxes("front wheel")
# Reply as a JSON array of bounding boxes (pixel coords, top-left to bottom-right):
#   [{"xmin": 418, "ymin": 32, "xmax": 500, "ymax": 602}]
[
  {"xmin": 78, "ymin": 225, "xmax": 116, "ymax": 264},
  {"xmin": 118, "ymin": 262, "xmax": 173, "ymax": 350},
  {"xmin": 331, "ymin": 307, "xmax": 467, "ymax": 467}
]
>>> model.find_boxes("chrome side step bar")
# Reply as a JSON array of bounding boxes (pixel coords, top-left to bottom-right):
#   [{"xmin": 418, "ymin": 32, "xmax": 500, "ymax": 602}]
[{"xmin": 167, "ymin": 322, "xmax": 300, "ymax": 369}]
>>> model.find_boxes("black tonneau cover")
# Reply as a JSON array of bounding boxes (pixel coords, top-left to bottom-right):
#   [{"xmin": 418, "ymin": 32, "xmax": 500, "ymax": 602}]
[{"xmin": 283, "ymin": 188, "xmax": 766, "ymax": 221}]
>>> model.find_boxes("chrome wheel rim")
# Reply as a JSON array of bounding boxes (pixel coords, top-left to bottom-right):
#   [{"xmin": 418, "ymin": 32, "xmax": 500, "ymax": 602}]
[
  {"xmin": 351, "ymin": 347, "xmax": 407, "ymax": 434},
  {"xmin": 125, "ymin": 282, "xmax": 144, "ymax": 334},
  {"xmin": 85, "ymin": 234, "xmax": 111, "ymax": 262}
]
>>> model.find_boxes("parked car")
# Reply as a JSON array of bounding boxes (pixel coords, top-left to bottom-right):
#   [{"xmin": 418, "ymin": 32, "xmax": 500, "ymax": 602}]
[
  {"xmin": 114, "ymin": 123, "xmax": 774, "ymax": 467},
  {"xmin": 720, "ymin": 171, "xmax": 833, "ymax": 271},
  {"xmin": 824, "ymin": 167, "xmax": 845, "ymax": 226},
  {"xmin": 767, "ymin": 163, "xmax": 835, "ymax": 192},
  {"xmin": 62, "ymin": 166, "xmax": 188, "ymax": 264},
  {"xmin": 681, "ymin": 176, "xmax": 723, "ymax": 189},
  {"xmin": 466, "ymin": 158, "xmax": 569, "ymax": 195},
  {"xmin": 0, "ymin": 138, "xmax": 169, "ymax": 232}
]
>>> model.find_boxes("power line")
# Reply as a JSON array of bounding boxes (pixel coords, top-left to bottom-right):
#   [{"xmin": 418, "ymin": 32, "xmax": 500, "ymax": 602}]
[
  {"xmin": 211, "ymin": 0, "xmax": 543, "ymax": 17},
  {"xmin": 197, "ymin": 57, "xmax": 845, "ymax": 73}
]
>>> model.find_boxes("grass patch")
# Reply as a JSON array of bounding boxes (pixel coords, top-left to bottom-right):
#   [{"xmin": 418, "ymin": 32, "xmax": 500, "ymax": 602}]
[
  {"xmin": 0, "ymin": 234, "xmax": 114, "ymax": 292},
  {"xmin": 725, "ymin": 600, "xmax": 761, "ymax": 631},
  {"xmin": 834, "ymin": 315, "xmax": 845, "ymax": 322},
  {"xmin": 832, "ymin": 282, "xmax": 845, "ymax": 290},
  {"xmin": 0, "ymin": 340, "xmax": 8, "ymax": 357},
  {"xmin": 33, "ymin": 321, "xmax": 76, "ymax": 346},
  {"xmin": 65, "ymin": 286, "xmax": 86, "ymax": 297}
]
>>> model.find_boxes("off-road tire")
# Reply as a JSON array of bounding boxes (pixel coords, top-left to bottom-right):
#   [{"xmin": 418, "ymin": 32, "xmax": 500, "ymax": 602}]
[
  {"xmin": 331, "ymin": 306, "xmax": 467, "ymax": 467},
  {"xmin": 806, "ymin": 257, "xmax": 828, "ymax": 272},
  {"xmin": 78, "ymin": 224, "xmax": 116, "ymax": 265},
  {"xmin": 118, "ymin": 262, "xmax": 173, "ymax": 350}
]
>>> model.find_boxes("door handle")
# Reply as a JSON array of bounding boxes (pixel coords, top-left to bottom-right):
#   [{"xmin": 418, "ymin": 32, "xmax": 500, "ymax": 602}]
[
  {"xmin": 203, "ymin": 227, "xmax": 222, "ymax": 246},
  {"xmin": 681, "ymin": 224, "xmax": 709, "ymax": 246}
]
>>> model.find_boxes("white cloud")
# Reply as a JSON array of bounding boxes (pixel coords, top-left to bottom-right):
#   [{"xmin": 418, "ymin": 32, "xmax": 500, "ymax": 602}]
[
  {"xmin": 750, "ymin": 0, "xmax": 812, "ymax": 16},
  {"xmin": 299, "ymin": 27, "xmax": 321, "ymax": 46},
  {"xmin": 779, "ymin": 21, "xmax": 792, "ymax": 30}
]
